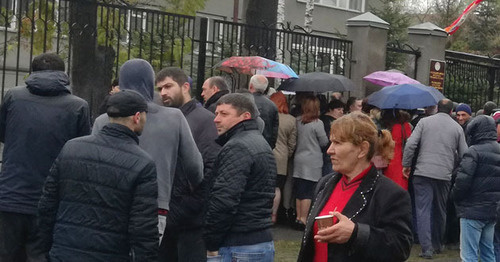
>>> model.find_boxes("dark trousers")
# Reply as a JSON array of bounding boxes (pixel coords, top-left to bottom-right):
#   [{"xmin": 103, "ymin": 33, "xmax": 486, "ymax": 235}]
[
  {"xmin": 413, "ymin": 176, "xmax": 451, "ymax": 253},
  {"xmin": 158, "ymin": 227, "xmax": 206, "ymax": 262},
  {"xmin": 0, "ymin": 212, "xmax": 47, "ymax": 262}
]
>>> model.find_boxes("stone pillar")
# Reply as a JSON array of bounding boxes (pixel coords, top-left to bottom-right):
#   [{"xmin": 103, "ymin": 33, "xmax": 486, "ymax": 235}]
[
  {"xmin": 346, "ymin": 12, "xmax": 389, "ymax": 98},
  {"xmin": 407, "ymin": 22, "xmax": 447, "ymax": 85}
]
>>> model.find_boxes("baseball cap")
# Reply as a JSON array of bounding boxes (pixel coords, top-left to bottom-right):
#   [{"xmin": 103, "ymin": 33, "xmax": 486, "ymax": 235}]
[{"xmin": 106, "ymin": 90, "xmax": 148, "ymax": 117}]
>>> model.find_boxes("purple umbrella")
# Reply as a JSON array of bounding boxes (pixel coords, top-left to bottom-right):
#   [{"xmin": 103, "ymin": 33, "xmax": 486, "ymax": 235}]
[{"xmin": 363, "ymin": 71, "xmax": 420, "ymax": 87}]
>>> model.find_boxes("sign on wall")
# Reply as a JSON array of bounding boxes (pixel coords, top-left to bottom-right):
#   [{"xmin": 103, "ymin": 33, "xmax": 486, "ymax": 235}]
[{"xmin": 429, "ymin": 60, "xmax": 445, "ymax": 91}]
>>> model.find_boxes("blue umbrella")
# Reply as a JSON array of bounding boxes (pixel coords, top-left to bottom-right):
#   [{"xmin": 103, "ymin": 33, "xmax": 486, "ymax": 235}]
[{"xmin": 367, "ymin": 83, "xmax": 445, "ymax": 109}]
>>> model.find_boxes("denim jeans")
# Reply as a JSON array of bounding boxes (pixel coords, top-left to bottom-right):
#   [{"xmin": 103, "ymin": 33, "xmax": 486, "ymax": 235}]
[
  {"xmin": 495, "ymin": 222, "xmax": 500, "ymax": 262},
  {"xmin": 206, "ymin": 241, "xmax": 274, "ymax": 262},
  {"xmin": 460, "ymin": 218, "xmax": 496, "ymax": 262}
]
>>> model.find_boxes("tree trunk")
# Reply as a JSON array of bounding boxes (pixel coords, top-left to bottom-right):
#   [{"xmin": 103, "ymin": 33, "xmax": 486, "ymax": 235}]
[
  {"xmin": 304, "ymin": 0, "xmax": 314, "ymax": 33},
  {"xmin": 69, "ymin": 0, "xmax": 98, "ymax": 119},
  {"xmin": 244, "ymin": 0, "xmax": 278, "ymax": 58},
  {"xmin": 276, "ymin": 0, "xmax": 285, "ymax": 63}
]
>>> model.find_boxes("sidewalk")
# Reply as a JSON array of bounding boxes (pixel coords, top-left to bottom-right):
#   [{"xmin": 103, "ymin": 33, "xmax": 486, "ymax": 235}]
[{"xmin": 272, "ymin": 223, "xmax": 461, "ymax": 262}]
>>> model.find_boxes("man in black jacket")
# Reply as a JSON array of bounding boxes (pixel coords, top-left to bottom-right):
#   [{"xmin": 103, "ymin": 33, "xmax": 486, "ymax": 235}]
[
  {"xmin": 204, "ymin": 93, "xmax": 276, "ymax": 261},
  {"xmin": 0, "ymin": 53, "xmax": 90, "ymax": 262},
  {"xmin": 156, "ymin": 67, "xmax": 220, "ymax": 261},
  {"xmin": 201, "ymin": 76, "xmax": 230, "ymax": 113},
  {"xmin": 249, "ymin": 75, "xmax": 279, "ymax": 149},
  {"xmin": 38, "ymin": 90, "xmax": 158, "ymax": 262},
  {"xmin": 451, "ymin": 115, "xmax": 500, "ymax": 262}
]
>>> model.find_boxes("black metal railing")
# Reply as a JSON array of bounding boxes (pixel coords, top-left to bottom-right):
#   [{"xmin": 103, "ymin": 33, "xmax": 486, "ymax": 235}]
[
  {"xmin": 0, "ymin": 0, "xmax": 353, "ymax": 103},
  {"xmin": 204, "ymin": 20, "xmax": 353, "ymax": 90},
  {"xmin": 445, "ymin": 50, "xmax": 500, "ymax": 111},
  {"xmin": 386, "ymin": 41, "xmax": 421, "ymax": 79}
]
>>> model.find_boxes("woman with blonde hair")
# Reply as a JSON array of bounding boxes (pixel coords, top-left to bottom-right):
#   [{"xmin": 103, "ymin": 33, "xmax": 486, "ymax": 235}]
[
  {"xmin": 297, "ymin": 112, "xmax": 413, "ymax": 261},
  {"xmin": 293, "ymin": 96, "xmax": 329, "ymax": 228},
  {"xmin": 270, "ymin": 91, "xmax": 297, "ymax": 223}
]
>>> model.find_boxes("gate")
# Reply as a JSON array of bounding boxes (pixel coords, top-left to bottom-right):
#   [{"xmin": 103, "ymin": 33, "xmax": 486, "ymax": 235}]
[
  {"xmin": 203, "ymin": 20, "xmax": 353, "ymax": 90},
  {"xmin": 386, "ymin": 41, "xmax": 421, "ymax": 79},
  {"xmin": 0, "ymin": 0, "xmax": 353, "ymax": 104},
  {"xmin": 445, "ymin": 50, "xmax": 500, "ymax": 111}
]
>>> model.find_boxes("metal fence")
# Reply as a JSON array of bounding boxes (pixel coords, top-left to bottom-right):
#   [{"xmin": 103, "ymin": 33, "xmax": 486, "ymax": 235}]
[
  {"xmin": 0, "ymin": 0, "xmax": 353, "ymax": 102},
  {"xmin": 386, "ymin": 41, "xmax": 421, "ymax": 79},
  {"xmin": 445, "ymin": 50, "xmax": 500, "ymax": 111},
  {"xmin": 205, "ymin": 20, "xmax": 353, "ymax": 91}
]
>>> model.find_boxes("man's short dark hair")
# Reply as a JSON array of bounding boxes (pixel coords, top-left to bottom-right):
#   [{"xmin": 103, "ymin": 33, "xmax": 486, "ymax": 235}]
[
  {"xmin": 217, "ymin": 93, "xmax": 257, "ymax": 118},
  {"xmin": 31, "ymin": 53, "xmax": 65, "ymax": 72},
  {"xmin": 483, "ymin": 101, "xmax": 497, "ymax": 115},
  {"xmin": 208, "ymin": 76, "xmax": 229, "ymax": 91},
  {"xmin": 155, "ymin": 67, "xmax": 188, "ymax": 87},
  {"xmin": 437, "ymin": 99, "xmax": 454, "ymax": 114}
]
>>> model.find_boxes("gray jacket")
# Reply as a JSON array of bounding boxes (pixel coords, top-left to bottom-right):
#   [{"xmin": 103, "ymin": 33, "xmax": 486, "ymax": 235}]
[
  {"xmin": 93, "ymin": 59, "xmax": 203, "ymax": 210},
  {"xmin": 293, "ymin": 118, "xmax": 329, "ymax": 182},
  {"xmin": 403, "ymin": 112, "xmax": 467, "ymax": 181}
]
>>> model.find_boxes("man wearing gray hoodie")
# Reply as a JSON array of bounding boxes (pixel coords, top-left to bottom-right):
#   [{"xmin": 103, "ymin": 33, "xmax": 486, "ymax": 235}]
[{"xmin": 93, "ymin": 59, "xmax": 203, "ymax": 242}]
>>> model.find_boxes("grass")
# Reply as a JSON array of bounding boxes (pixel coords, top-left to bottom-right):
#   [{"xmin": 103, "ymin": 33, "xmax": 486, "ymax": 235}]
[{"xmin": 274, "ymin": 240, "xmax": 460, "ymax": 262}]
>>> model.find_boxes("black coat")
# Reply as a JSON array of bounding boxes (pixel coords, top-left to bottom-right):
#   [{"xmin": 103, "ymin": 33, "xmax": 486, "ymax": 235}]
[
  {"xmin": 204, "ymin": 90, "xmax": 230, "ymax": 114},
  {"xmin": 253, "ymin": 93, "xmax": 279, "ymax": 149},
  {"xmin": 451, "ymin": 115, "xmax": 500, "ymax": 221},
  {"xmin": 38, "ymin": 123, "xmax": 158, "ymax": 262},
  {"xmin": 166, "ymin": 99, "xmax": 220, "ymax": 231},
  {"xmin": 204, "ymin": 119, "xmax": 276, "ymax": 251},
  {"xmin": 0, "ymin": 70, "xmax": 90, "ymax": 215},
  {"xmin": 297, "ymin": 166, "xmax": 413, "ymax": 262}
]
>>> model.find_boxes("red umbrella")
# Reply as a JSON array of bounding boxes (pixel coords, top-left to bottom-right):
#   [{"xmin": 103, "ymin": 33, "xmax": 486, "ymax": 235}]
[{"xmin": 215, "ymin": 56, "xmax": 298, "ymax": 79}]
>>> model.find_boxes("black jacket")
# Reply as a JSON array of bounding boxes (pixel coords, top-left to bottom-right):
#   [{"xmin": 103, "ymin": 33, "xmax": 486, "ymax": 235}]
[
  {"xmin": 451, "ymin": 115, "xmax": 500, "ymax": 221},
  {"xmin": 167, "ymin": 99, "xmax": 220, "ymax": 231},
  {"xmin": 38, "ymin": 123, "xmax": 158, "ymax": 262},
  {"xmin": 0, "ymin": 70, "xmax": 90, "ymax": 215},
  {"xmin": 297, "ymin": 166, "xmax": 413, "ymax": 262},
  {"xmin": 204, "ymin": 90, "xmax": 230, "ymax": 114},
  {"xmin": 253, "ymin": 92, "xmax": 279, "ymax": 149},
  {"xmin": 204, "ymin": 119, "xmax": 276, "ymax": 251}
]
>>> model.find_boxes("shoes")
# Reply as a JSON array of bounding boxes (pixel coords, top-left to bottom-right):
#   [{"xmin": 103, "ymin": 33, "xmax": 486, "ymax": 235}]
[
  {"xmin": 433, "ymin": 245, "xmax": 445, "ymax": 254},
  {"xmin": 293, "ymin": 219, "xmax": 306, "ymax": 231},
  {"xmin": 419, "ymin": 250, "xmax": 433, "ymax": 259}
]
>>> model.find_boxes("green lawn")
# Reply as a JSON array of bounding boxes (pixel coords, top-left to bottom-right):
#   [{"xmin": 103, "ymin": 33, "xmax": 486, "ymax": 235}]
[{"xmin": 274, "ymin": 240, "xmax": 460, "ymax": 262}]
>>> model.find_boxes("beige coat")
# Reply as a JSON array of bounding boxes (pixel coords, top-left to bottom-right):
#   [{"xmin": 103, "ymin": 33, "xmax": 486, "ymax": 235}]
[{"xmin": 273, "ymin": 113, "xmax": 297, "ymax": 175}]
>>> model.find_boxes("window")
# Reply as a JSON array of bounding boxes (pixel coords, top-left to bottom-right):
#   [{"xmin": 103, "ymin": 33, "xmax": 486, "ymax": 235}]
[{"xmin": 305, "ymin": 0, "xmax": 364, "ymax": 12}]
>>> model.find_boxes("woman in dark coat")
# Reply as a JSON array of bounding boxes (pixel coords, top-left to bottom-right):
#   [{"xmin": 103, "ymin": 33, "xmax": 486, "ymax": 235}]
[{"xmin": 297, "ymin": 112, "xmax": 413, "ymax": 262}]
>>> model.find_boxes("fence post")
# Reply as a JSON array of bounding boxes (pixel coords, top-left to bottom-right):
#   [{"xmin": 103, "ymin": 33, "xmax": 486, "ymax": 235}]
[
  {"xmin": 346, "ymin": 12, "xmax": 389, "ymax": 98},
  {"xmin": 488, "ymin": 67, "xmax": 496, "ymax": 101},
  {"xmin": 196, "ymin": 17, "xmax": 208, "ymax": 101},
  {"xmin": 407, "ymin": 23, "xmax": 447, "ymax": 86}
]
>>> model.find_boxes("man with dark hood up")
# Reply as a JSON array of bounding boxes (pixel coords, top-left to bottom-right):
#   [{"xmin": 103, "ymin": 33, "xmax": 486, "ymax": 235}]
[
  {"xmin": 0, "ymin": 53, "xmax": 90, "ymax": 262},
  {"xmin": 451, "ymin": 115, "xmax": 500, "ymax": 262},
  {"xmin": 93, "ymin": 59, "xmax": 203, "ymax": 243},
  {"xmin": 38, "ymin": 90, "xmax": 158, "ymax": 261}
]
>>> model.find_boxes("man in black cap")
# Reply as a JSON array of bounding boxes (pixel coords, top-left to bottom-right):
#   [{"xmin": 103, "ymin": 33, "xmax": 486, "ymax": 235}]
[{"xmin": 38, "ymin": 90, "xmax": 159, "ymax": 261}]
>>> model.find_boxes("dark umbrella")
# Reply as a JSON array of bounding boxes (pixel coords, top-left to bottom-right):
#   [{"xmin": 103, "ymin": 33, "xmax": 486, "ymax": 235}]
[
  {"xmin": 367, "ymin": 83, "xmax": 445, "ymax": 109},
  {"xmin": 278, "ymin": 72, "xmax": 355, "ymax": 92}
]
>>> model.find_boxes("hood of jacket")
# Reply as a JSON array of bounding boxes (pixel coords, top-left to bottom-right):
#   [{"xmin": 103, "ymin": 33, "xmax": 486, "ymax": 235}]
[
  {"xmin": 466, "ymin": 115, "xmax": 497, "ymax": 145},
  {"xmin": 118, "ymin": 59, "xmax": 155, "ymax": 102},
  {"xmin": 25, "ymin": 70, "xmax": 70, "ymax": 96}
]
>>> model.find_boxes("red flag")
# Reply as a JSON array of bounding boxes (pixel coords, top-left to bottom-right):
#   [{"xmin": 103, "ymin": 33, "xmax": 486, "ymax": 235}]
[{"xmin": 445, "ymin": 0, "xmax": 484, "ymax": 35}]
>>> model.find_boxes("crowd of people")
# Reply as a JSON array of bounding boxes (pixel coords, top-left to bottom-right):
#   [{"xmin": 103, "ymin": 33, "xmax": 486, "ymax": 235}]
[{"xmin": 0, "ymin": 52, "xmax": 498, "ymax": 262}]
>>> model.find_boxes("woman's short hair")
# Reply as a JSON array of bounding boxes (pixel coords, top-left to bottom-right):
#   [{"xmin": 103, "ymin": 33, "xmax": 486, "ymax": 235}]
[
  {"xmin": 300, "ymin": 96, "xmax": 320, "ymax": 124},
  {"xmin": 330, "ymin": 112, "xmax": 394, "ymax": 162},
  {"xmin": 270, "ymin": 91, "xmax": 289, "ymax": 114}
]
